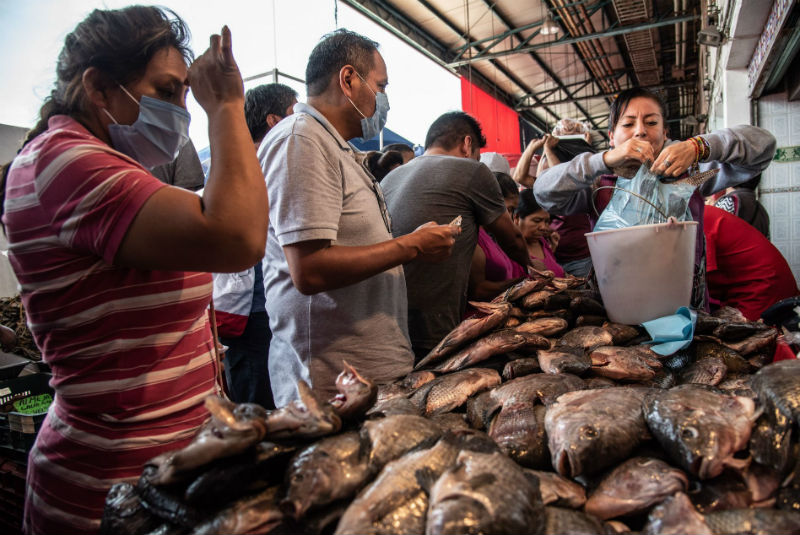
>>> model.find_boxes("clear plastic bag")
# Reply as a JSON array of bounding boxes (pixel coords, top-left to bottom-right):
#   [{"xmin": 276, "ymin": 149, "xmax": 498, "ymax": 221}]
[{"xmin": 593, "ymin": 163, "xmax": 696, "ymax": 231}]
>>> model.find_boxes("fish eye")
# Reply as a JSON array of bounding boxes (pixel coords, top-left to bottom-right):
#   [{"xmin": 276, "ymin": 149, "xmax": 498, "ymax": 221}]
[
  {"xmin": 681, "ymin": 426, "xmax": 699, "ymax": 439},
  {"xmin": 580, "ymin": 425, "xmax": 598, "ymax": 439}
]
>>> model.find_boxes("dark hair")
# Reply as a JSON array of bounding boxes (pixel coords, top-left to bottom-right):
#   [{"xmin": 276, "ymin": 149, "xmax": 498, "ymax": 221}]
[
  {"xmin": 244, "ymin": 83, "xmax": 298, "ymax": 142},
  {"xmin": 381, "ymin": 143, "xmax": 414, "ymax": 153},
  {"xmin": 608, "ymin": 88, "xmax": 667, "ymax": 131},
  {"xmin": 305, "ymin": 29, "xmax": 379, "ymax": 97},
  {"xmin": 516, "ymin": 188, "xmax": 546, "ymax": 219},
  {"xmin": 382, "ymin": 143, "xmax": 413, "ymax": 154},
  {"xmin": 737, "ymin": 173, "xmax": 762, "ymax": 190},
  {"xmin": 366, "ymin": 150, "xmax": 404, "ymax": 182},
  {"xmin": 425, "ymin": 111, "xmax": 487, "ymax": 151},
  {"xmin": 1, "ymin": 6, "xmax": 192, "ymax": 222},
  {"xmin": 494, "ymin": 172, "xmax": 519, "ymax": 198}
]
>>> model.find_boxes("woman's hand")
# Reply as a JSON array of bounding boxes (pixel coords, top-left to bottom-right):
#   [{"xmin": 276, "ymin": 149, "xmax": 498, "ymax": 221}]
[
  {"xmin": 187, "ymin": 26, "xmax": 244, "ymax": 113},
  {"xmin": 652, "ymin": 140, "xmax": 696, "ymax": 177},
  {"xmin": 602, "ymin": 138, "xmax": 655, "ymax": 169}
]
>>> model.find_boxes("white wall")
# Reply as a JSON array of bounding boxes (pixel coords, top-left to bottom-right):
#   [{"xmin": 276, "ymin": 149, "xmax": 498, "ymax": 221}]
[{"xmin": 758, "ymin": 92, "xmax": 800, "ymax": 282}]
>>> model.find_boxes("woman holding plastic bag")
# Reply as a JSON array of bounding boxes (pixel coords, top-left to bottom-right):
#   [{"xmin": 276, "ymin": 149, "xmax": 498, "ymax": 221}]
[
  {"xmin": 1, "ymin": 6, "xmax": 266, "ymax": 534},
  {"xmin": 533, "ymin": 87, "xmax": 776, "ymax": 310}
]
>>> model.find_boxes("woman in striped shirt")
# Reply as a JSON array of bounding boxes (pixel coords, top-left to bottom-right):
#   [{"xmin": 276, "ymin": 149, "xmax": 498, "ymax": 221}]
[{"xmin": 1, "ymin": 6, "xmax": 267, "ymax": 534}]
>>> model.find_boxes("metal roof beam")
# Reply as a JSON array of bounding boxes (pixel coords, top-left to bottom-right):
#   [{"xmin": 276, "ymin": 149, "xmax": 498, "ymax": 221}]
[
  {"xmin": 479, "ymin": 0, "xmax": 602, "ymax": 132},
  {"xmin": 517, "ymin": 79, "xmax": 698, "ymax": 108},
  {"xmin": 447, "ymin": 13, "xmax": 700, "ymax": 67}
]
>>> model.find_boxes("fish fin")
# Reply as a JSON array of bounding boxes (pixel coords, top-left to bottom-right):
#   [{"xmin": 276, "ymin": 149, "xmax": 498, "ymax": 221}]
[
  {"xmin": 467, "ymin": 473, "xmax": 497, "ymax": 490},
  {"xmin": 414, "ymin": 466, "xmax": 439, "ymax": 492}
]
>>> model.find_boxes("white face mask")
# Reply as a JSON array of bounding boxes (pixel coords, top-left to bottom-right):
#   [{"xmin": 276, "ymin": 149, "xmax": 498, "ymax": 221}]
[
  {"xmin": 103, "ymin": 85, "xmax": 190, "ymax": 168},
  {"xmin": 345, "ymin": 71, "xmax": 389, "ymax": 140}
]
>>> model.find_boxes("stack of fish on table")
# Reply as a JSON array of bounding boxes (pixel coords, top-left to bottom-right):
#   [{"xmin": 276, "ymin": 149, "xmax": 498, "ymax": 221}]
[{"xmin": 101, "ymin": 269, "xmax": 800, "ymax": 535}]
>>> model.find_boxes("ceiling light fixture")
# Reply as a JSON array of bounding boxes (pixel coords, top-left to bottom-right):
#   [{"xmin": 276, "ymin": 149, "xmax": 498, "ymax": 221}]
[{"xmin": 540, "ymin": 13, "xmax": 561, "ymax": 36}]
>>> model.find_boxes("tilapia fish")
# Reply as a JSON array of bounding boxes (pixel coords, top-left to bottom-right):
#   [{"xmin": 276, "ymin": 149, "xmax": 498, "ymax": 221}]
[
  {"xmin": 100, "ymin": 483, "xmax": 162, "ymax": 535},
  {"xmin": 361, "ymin": 414, "xmax": 442, "ymax": 470},
  {"xmin": 192, "ymin": 486, "xmax": 283, "ymax": 535},
  {"xmin": 467, "ymin": 372, "xmax": 585, "ymax": 430},
  {"xmin": 426, "ymin": 449, "xmax": 544, "ymax": 535},
  {"xmin": 749, "ymin": 359, "xmax": 800, "ymax": 472},
  {"xmin": 409, "ymin": 367, "xmax": 501, "ymax": 416},
  {"xmin": 515, "ymin": 317, "xmax": 569, "ymax": 337},
  {"xmin": 416, "ymin": 302, "xmax": 511, "ymax": 368},
  {"xmin": 557, "ymin": 326, "xmax": 614, "ymax": 352},
  {"xmin": 678, "ymin": 356, "xmax": 727, "ymax": 386},
  {"xmin": 545, "ymin": 387, "xmax": 651, "ymax": 478},
  {"xmin": 569, "ymin": 296, "xmax": 605, "ymax": 316},
  {"xmin": 488, "ymin": 403, "xmax": 549, "ymax": 469},
  {"xmin": 521, "ymin": 290, "xmax": 556, "ymax": 309},
  {"xmin": 590, "ymin": 346, "xmax": 662, "ymax": 381},
  {"xmin": 602, "ymin": 322, "xmax": 642, "ymax": 345},
  {"xmin": 401, "ymin": 370, "xmax": 437, "ymax": 391},
  {"xmin": 525, "ymin": 470, "xmax": 586, "ymax": 508},
  {"xmin": 643, "ymin": 384, "xmax": 755, "ymax": 480},
  {"xmin": 585, "ymin": 457, "xmax": 688, "ymax": 520},
  {"xmin": 538, "ymin": 348, "xmax": 592, "ymax": 376},
  {"xmin": 543, "ymin": 507, "xmax": 607, "ymax": 535},
  {"xmin": 695, "ymin": 341, "xmax": 753, "ymax": 374},
  {"xmin": 281, "ymin": 431, "xmax": 372, "ymax": 519},
  {"xmin": 434, "ymin": 330, "xmax": 549, "ymax": 373},
  {"xmin": 721, "ymin": 328, "xmax": 777, "ymax": 356},
  {"xmin": 334, "ymin": 436, "xmax": 462, "ymax": 535},
  {"xmin": 329, "ymin": 361, "xmax": 377, "ymax": 420},
  {"xmin": 142, "ymin": 397, "xmax": 271, "ymax": 486},
  {"xmin": 644, "ymin": 492, "xmax": 712, "ymax": 535},
  {"xmin": 500, "ymin": 278, "xmax": 547, "ymax": 302},
  {"xmin": 502, "ymin": 357, "xmax": 541, "ymax": 380},
  {"xmin": 704, "ymin": 508, "xmax": 800, "ymax": 535}
]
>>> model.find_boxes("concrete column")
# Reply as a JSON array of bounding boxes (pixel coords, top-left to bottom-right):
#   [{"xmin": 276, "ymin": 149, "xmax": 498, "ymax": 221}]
[{"xmin": 722, "ymin": 68, "xmax": 752, "ymax": 127}]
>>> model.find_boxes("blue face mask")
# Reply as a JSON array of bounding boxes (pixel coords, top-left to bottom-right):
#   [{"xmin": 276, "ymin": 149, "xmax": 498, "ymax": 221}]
[
  {"xmin": 347, "ymin": 71, "xmax": 389, "ymax": 140},
  {"xmin": 103, "ymin": 85, "xmax": 190, "ymax": 169}
]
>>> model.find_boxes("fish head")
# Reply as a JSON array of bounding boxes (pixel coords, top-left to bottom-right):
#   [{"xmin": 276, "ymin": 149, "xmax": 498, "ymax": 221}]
[
  {"xmin": 330, "ymin": 360, "xmax": 377, "ymax": 419},
  {"xmin": 553, "ymin": 421, "xmax": 601, "ymax": 478},
  {"xmin": 270, "ymin": 381, "xmax": 342, "ymax": 439}
]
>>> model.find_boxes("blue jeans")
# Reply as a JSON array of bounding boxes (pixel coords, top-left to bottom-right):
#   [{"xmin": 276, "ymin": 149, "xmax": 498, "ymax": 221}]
[
  {"xmin": 221, "ymin": 311, "xmax": 273, "ymax": 409},
  {"xmin": 561, "ymin": 256, "xmax": 593, "ymax": 278}
]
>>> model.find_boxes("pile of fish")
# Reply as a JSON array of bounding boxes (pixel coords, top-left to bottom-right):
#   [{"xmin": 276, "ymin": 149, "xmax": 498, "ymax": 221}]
[{"xmin": 101, "ymin": 271, "xmax": 800, "ymax": 534}]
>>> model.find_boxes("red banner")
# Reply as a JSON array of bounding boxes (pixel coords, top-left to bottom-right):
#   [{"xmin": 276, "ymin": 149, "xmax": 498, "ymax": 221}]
[{"xmin": 461, "ymin": 77, "xmax": 521, "ymax": 157}]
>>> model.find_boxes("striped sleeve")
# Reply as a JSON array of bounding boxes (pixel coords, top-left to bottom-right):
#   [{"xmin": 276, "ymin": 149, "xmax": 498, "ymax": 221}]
[{"xmin": 33, "ymin": 136, "xmax": 165, "ymax": 264}]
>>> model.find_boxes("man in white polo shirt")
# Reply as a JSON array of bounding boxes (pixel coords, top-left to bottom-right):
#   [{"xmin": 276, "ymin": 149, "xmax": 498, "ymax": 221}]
[{"xmin": 259, "ymin": 29, "xmax": 459, "ymax": 406}]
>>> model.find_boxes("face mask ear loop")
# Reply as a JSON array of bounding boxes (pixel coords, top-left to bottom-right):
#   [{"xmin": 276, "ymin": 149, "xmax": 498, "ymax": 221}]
[
  {"xmin": 117, "ymin": 84, "xmax": 140, "ymax": 106},
  {"xmin": 101, "ymin": 108, "xmax": 119, "ymax": 124},
  {"xmin": 345, "ymin": 95, "xmax": 367, "ymax": 119}
]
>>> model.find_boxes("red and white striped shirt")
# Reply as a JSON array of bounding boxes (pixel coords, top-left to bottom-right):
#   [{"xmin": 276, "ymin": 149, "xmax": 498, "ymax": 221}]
[{"xmin": 4, "ymin": 115, "xmax": 217, "ymax": 534}]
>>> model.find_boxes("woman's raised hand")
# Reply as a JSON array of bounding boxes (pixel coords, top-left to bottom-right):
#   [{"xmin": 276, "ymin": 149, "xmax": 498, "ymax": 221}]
[
  {"xmin": 602, "ymin": 137, "xmax": 655, "ymax": 169},
  {"xmin": 652, "ymin": 140, "xmax": 696, "ymax": 177},
  {"xmin": 187, "ymin": 26, "xmax": 244, "ymax": 113}
]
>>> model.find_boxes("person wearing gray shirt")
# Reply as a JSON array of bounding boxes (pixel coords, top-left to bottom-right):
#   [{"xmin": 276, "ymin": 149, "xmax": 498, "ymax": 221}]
[
  {"xmin": 259, "ymin": 30, "xmax": 458, "ymax": 407},
  {"xmin": 382, "ymin": 111, "xmax": 529, "ymax": 360}
]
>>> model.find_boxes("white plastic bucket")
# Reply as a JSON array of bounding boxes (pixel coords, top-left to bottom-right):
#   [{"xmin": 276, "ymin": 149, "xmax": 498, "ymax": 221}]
[{"xmin": 585, "ymin": 221, "xmax": 698, "ymax": 325}]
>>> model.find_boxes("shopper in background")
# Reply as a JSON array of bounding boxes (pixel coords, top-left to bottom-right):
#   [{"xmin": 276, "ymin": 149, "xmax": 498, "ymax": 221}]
[
  {"xmin": 259, "ymin": 29, "xmax": 457, "ymax": 407},
  {"xmin": 714, "ymin": 173, "xmax": 770, "ymax": 239},
  {"xmin": 468, "ymin": 171, "xmax": 527, "ymax": 303},
  {"xmin": 1, "ymin": 7, "xmax": 266, "ymax": 533},
  {"xmin": 534, "ymin": 132, "xmax": 595, "ymax": 278},
  {"xmin": 208, "ymin": 82, "xmax": 298, "ymax": 410},
  {"xmin": 704, "ymin": 205, "xmax": 797, "ymax": 320},
  {"xmin": 534, "ymin": 87, "xmax": 776, "ymax": 310},
  {"xmin": 514, "ymin": 189, "xmax": 565, "ymax": 277},
  {"xmin": 382, "ymin": 142, "xmax": 415, "ymax": 164}
]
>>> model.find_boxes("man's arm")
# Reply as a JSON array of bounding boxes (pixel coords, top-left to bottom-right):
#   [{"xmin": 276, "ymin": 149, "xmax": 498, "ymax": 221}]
[
  {"xmin": 283, "ymin": 223, "xmax": 458, "ymax": 295},
  {"xmin": 484, "ymin": 212, "xmax": 529, "ymax": 268}
]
